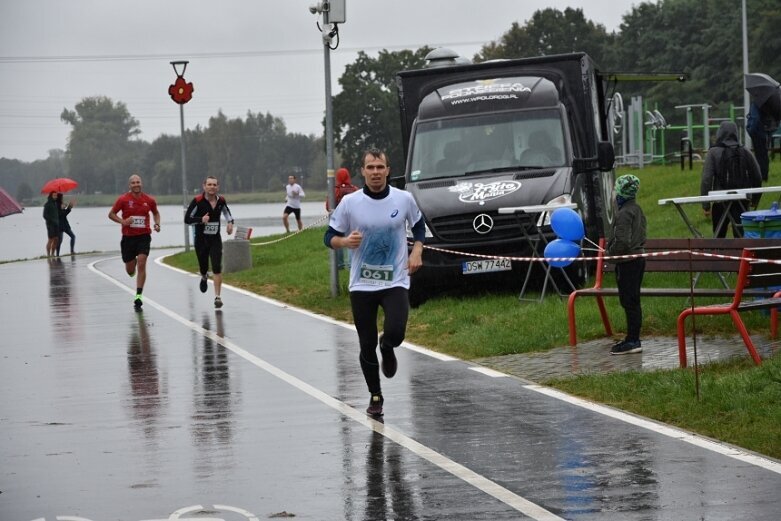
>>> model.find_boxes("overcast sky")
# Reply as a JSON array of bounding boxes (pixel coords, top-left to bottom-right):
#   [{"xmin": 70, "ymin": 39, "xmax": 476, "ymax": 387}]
[{"xmin": 0, "ymin": 0, "xmax": 640, "ymax": 163}]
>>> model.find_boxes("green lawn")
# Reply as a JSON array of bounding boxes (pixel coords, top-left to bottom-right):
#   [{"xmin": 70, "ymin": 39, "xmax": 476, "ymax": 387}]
[{"xmin": 165, "ymin": 162, "xmax": 781, "ymax": 459}]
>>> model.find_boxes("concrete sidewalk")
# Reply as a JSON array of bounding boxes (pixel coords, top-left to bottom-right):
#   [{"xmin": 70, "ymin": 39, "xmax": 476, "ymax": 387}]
[{"xmin": 477, "ymin": 335, "xmax": 781, "ymax": 382}]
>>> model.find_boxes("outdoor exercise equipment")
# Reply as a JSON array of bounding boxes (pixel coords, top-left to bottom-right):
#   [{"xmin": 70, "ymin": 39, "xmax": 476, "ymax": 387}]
[{"xmin": 610, "ymin": 93, "xmax": 669, "ymax": 168}]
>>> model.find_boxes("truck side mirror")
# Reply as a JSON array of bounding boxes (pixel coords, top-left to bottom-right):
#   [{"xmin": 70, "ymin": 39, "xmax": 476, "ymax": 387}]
[
  {"xmin": 389, "ymin": 175, "xmax": 406, "ymax": 189},
  {"xmin": 598, "ymin": 141, "xmax": 615, "ymax": 172}
]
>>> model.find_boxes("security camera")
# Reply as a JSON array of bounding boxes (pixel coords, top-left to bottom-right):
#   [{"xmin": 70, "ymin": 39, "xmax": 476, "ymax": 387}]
[{"xmin": 308, "ymin": 5, "xmax": 318, "ymax": 14}]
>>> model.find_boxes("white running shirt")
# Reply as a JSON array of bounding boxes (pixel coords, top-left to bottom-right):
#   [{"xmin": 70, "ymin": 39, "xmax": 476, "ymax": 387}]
[
  {"xmin": 329, "ymin": 187, "xmax": 422, "ymax": 292},
  {"xmin": 285, "ymin": 183, "xmax": 305, "ymax": 209}
]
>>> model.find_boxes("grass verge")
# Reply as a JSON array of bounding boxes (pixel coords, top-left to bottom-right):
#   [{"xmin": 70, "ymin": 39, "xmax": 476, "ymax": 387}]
[{"xmin": 548, "ymin": 355, "xmax": 781, "ymax": 459}]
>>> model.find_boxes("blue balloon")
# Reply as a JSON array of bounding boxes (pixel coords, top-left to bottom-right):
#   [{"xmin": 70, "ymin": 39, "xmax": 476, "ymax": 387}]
[
  {"xmin": 544, "ymin": 239, "xmax": 581, "ymax": 268},
  {"xmin": 550, "ymin": 208, "xmax": 585, "ymax": 242}
]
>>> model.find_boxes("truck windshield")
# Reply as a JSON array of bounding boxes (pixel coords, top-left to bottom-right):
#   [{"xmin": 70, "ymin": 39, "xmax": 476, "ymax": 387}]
[{"xmin": 408, "ymin": 109, "xmax": 566, "ymax": 181}]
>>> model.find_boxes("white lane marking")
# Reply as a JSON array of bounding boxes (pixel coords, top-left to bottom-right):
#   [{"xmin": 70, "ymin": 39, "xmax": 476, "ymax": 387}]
[
  {"xmin": 91, "ymin": 258, "xmax": 565, "ymax": 521},
  {"xmin": 154, "ymin": 253, "xmax": 781, "ymax": 475},
  {"xmin": 469, "ymin": 366, "xmax": 509, "ymax": 377},
  {"xmin": 526, "ymin": 385, "xmax": 781, "ymax": 475},
  {"xmin": 155, "ymin": 254, "xmax": 458, "ymax": 361},
  {"xmin": 212, "ymin": 504, "xmax": 260, "ymax": 521}
]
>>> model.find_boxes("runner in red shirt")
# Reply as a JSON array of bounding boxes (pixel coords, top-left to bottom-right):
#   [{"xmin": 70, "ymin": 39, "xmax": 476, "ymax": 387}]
[{"xmin": 108, "ymin": 173, "xmax": 161, "ymax": 310}]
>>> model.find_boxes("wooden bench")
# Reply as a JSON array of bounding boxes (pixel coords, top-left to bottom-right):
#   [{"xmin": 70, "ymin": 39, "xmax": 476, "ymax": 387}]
[
  {"xmin": 677, "ymin": 245, "xmax": 781, "ymax": 367},
  {"xmin": 567, "ymin": 237, "xmax": 781, "ymax": 346}
]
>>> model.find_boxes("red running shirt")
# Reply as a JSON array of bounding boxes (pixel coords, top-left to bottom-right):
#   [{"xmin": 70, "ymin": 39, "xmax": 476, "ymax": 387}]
[{"xmin": 111, "ymin": 192, "xmax": 159, "ymax": 236}]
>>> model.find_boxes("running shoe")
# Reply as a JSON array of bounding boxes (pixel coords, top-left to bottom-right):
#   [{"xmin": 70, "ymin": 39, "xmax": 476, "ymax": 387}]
[
  {"xmin": 199, "ymin": 276, "xmax": 208, "ymax": 293},
  {"xmin": 611, "ymin": 340, "xmax": 642, "ymax": 355},
  {"xmin": 133, "ymin": 294, "xmax": 143, "ymax": 310},
  {"xmin": 366, "ymin": 393, "xmax": 384, "ymax": 417},
  {"xmin": 379, "ymin": 334, "xmax": 397, "ymax": 378},
  {"xmin": 214, "ymin": 296, "xmax": 223, "ymax": 309}
]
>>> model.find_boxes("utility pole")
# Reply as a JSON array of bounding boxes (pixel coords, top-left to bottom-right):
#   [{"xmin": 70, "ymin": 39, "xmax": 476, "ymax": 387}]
[
  {"xmin": 741, "ymin": 0, "xmax": 750, "ymax": 146},
  {"xmin": 309, "ymin": 1, "xmax": 346, "ymax": 297},
  {"xmin": 168, "ymin": 61, "xmax": 194, "ymax": 252}
]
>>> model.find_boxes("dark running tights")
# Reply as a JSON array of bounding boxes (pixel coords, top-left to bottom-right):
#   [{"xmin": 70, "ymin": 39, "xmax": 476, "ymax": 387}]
[
  {"xmin": 616, "ymin": 258, "xmax": 645, "ymax": 342},
  {"xmin": 350, "ymin": 287, "xmax": 409, "ymax": 394}
]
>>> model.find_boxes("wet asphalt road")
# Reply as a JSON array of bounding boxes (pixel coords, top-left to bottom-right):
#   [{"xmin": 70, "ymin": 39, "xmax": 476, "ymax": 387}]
[{"xmin": 1, "ymin": 252, "xmax": 780, "ymax": 521}]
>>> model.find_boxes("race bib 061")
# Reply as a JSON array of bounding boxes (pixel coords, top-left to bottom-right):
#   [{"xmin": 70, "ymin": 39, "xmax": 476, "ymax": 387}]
[{"xmin": 359, "ymin": 263, "xmax": 394, "ymax": 286}]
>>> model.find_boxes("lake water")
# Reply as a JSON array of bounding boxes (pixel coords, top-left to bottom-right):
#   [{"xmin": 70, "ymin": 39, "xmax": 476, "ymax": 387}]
[{"xmin": 0, "ymin": 202, "xmax": 329, "ymax": 262}]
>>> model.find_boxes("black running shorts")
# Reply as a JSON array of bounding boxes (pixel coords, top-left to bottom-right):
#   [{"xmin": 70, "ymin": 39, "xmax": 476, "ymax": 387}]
[
  {"xmin": 283, "ymin": 206, "xmax": 301, "ymax": 219},
  {"xmin": 120, "ymin": 234, "xmax": 152, "ymax": 263}
]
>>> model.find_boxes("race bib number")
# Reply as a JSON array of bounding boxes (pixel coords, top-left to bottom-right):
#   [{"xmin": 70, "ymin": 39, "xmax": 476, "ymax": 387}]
[
  {"xmin": 204, "ymin": 223, "xmax": 219, "ymax": 235},
  {"xmin": 130, "ymin": 216, "xmax": 147, "ymax": 229},
  {"xmin": 359, "ymin": 263, "xmax": 394, "ymax": 286}
]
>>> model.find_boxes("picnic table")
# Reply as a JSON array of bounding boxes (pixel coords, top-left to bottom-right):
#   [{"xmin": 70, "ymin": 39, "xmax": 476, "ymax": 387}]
[
  {"xmin": 658, "ymin": 193, "xmax": 749, "ymax": 238},
  {"xmin": 708, "ymin": 185, "xmax": 781, "ymax": 197}
]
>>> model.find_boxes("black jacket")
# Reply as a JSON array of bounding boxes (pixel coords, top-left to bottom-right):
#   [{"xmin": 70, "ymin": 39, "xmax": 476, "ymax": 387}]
[
  {"xmin": 700, "ymin": 121, "xmax": 762, "ymax": 210},
  {"xmin": 607, "ymin": 198, "xmax": 647, "ymax": 262},
  {"xmin": 184, "ymin": 193, "xmax": 233, "ymax": 237}
]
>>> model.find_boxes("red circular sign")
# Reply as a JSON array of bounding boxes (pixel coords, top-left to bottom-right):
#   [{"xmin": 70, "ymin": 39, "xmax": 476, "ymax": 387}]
[{"xmin": 168, "ymin": 76, "xmax": 194, "ymax": 104}]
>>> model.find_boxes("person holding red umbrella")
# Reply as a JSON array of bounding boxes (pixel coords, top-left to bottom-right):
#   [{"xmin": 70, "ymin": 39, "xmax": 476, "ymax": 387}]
[
  {"xmin": 108, "ymin": 173, "xmax": 161, "ymax": 310},
  {"xmin": 42, "ymin": 191, "xmax": 59, "ymax": 256}
]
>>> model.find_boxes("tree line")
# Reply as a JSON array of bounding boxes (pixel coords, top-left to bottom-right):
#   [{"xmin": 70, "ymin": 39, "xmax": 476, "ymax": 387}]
[{"xmin": 2, "ymin": 0, "xmax": 779, "ymax": 202}]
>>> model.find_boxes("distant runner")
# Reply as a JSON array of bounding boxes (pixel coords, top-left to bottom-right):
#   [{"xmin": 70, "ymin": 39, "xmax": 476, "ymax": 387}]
[
  {"xmin": 282, "ymin": 175, "xmax": 305, "ymax": 233},
  {"xmin": 184, "ymin": 176, "xmax": 234, "ymax": 309},
  {"xmin": 108, "ymin": 173, "xmax": 161, "ymax": 310}
]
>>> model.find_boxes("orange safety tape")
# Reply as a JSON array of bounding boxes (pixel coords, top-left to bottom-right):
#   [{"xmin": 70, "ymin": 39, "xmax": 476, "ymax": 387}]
[{"xmin": 414, "ymin": 243, "xmax": 781, "ymax": 265}]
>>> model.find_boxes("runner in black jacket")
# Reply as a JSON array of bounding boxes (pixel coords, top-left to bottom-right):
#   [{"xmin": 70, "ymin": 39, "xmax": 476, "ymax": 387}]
[{"xmin": 185, "ymin": 176, "xmax": 234, "ymax": 308}]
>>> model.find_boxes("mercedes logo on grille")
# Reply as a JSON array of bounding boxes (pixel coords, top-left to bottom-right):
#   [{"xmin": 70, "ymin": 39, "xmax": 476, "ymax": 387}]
[{"xmin": 473, "ymin": 213, "xmax": 494, "ymax": 235}]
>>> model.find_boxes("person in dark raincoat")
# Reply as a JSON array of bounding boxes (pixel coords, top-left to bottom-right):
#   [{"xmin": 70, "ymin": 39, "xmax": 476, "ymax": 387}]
[
  {"xmin": 747, "ymin": 101, "xmax": 775, "ymax": 182},
  {"xmin": 55, "ymin": 193, "xmax": 76, "ymax": 256},
  {"xmin": 607, "ymin": 175, "xmax": 647, "ymax": 355},
  {"xmin": 43, "ymin": 191, "xmax": 59, "ymax": 257},
  {"xmin": 700, "ymin": 121, "xmax": 762, "ymax": 237}
]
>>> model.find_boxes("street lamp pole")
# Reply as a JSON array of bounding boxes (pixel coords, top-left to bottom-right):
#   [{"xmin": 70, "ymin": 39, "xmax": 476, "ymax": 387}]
[
  {"xmin": 741, "ymin": 0, "xmax": 750, "ymax": 146},
  {"xmin": 309, "ymin": 2, "xmax": 344, "ymax": 297},
  {"xmin": 169, "ymin": 60, "xmax": 194, "ymax": 252},
  {"xmin": 178, "ymin": 102, "xmax": 189, "ymax": 252},
  {"xmin": 324, "ymin": 34, "xmax": 339, "ymax": 297}
]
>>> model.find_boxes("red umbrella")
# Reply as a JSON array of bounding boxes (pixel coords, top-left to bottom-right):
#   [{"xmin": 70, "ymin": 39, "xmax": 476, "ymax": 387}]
[
  {"xmin": 0, "ymin": 186, "xmax": 23, "ymax": 218},
  {"xmin": 41, "ymin": 177, "xmax": 78, "ymax": 194}
]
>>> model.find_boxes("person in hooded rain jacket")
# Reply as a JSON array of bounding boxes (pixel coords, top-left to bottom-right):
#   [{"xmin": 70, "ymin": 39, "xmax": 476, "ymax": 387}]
[
  {"xmin": 607, "ymin": 175, "xmax": 647, "ymax": 355},
  {"xmin": 700, "ymin": 121, "xmax": 762, "ymax": 238}
]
